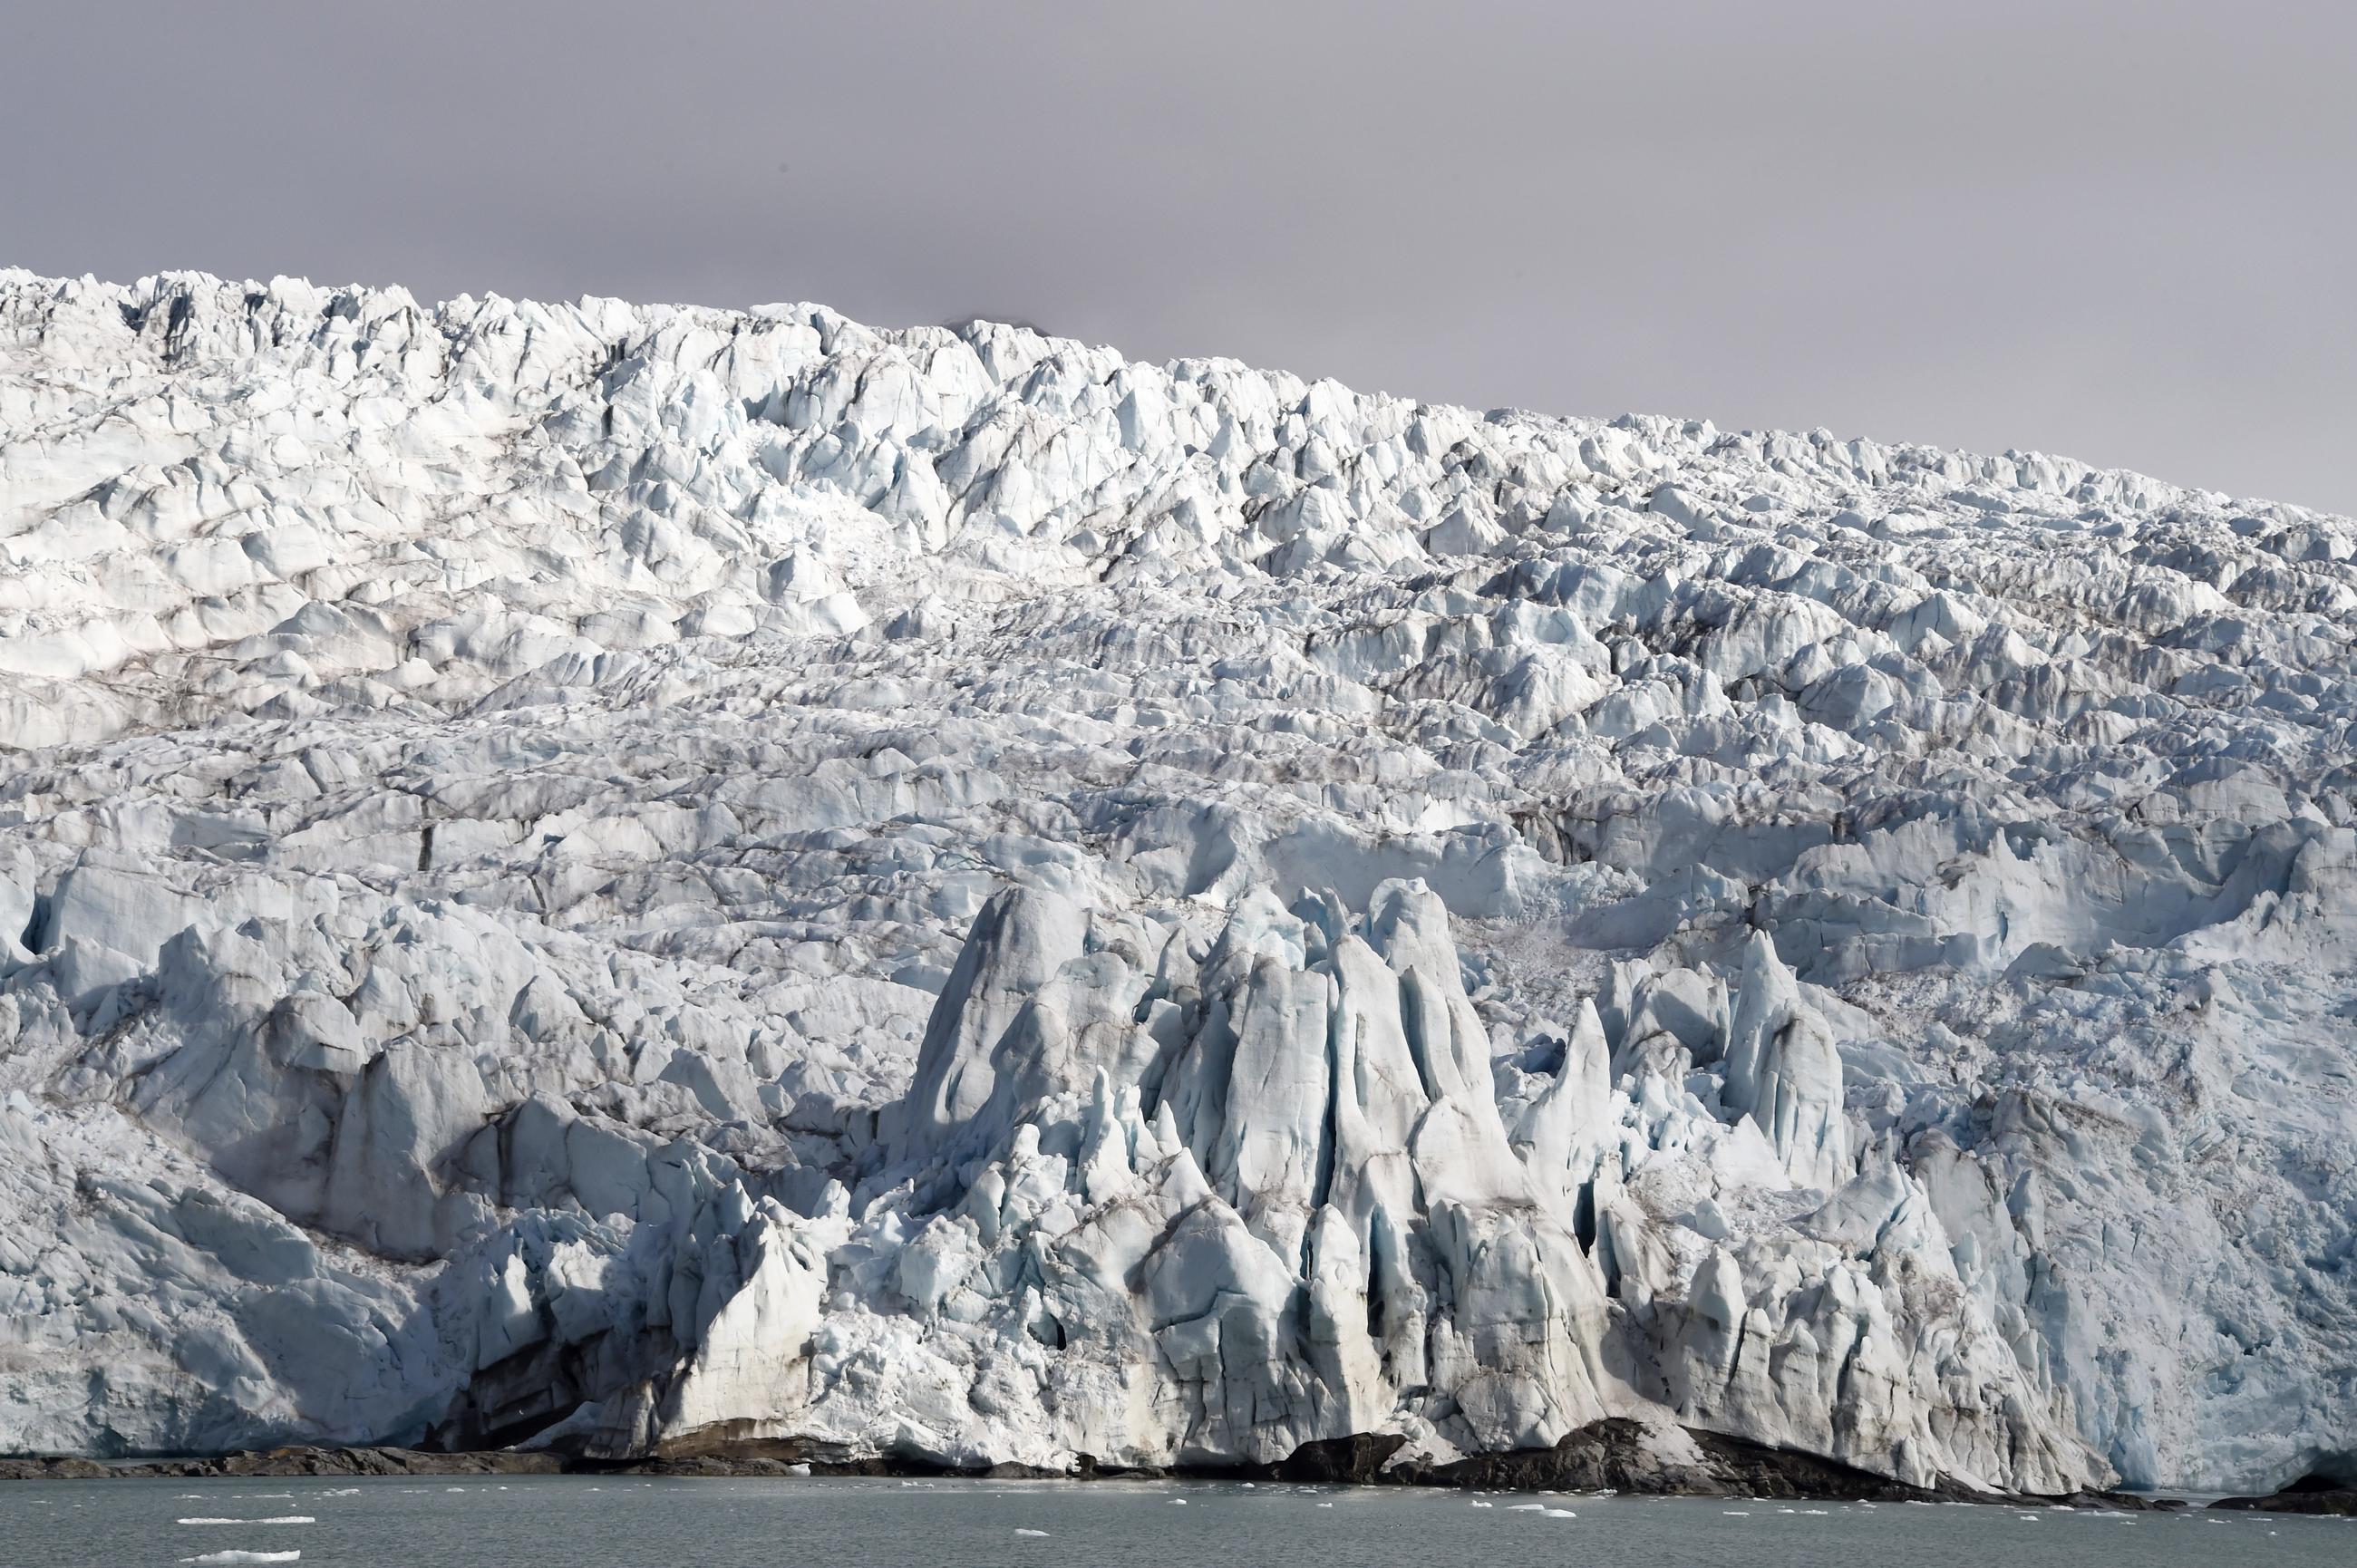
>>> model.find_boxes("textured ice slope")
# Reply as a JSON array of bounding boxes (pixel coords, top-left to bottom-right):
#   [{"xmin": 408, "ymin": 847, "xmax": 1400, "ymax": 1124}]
[{"xmin": 0, "ymin": 269, "xmax": 2352, "ymax": 1493}]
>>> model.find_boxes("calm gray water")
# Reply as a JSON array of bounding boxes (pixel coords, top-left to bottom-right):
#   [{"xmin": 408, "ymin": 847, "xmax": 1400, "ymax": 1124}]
[{"xmin": 7, "ymin": 1475, "xmax": 2347, "ymax": 1568}]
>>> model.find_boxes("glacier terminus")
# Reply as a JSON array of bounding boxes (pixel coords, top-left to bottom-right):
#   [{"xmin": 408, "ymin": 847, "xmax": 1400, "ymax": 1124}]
[{"xmin": 0, "ymin": 269, "xmax": 2351, "ymax": 1500}]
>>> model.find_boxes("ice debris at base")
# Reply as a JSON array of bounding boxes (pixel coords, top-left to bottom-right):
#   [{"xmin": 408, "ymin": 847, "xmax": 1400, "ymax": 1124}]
[{"xmin": 0, "ymin": 268, "xmax": 2352, "ymax": 1496}]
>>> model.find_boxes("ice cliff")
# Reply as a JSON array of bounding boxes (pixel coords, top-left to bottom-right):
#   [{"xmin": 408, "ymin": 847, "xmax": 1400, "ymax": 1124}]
[{"xmin": 0, "ymin": 268, "xmax": 2351, "ymax": 1494}]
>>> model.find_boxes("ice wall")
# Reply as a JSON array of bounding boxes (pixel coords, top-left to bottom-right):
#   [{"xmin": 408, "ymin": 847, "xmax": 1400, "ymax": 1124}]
[{"xmin": 0, "ymin": 269, "xmax": 2351, "ymax": 1490}]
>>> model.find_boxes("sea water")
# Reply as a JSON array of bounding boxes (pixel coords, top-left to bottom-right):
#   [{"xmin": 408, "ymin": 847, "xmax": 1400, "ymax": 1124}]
[{"xmin": 5, "ymin": 1475, "xmax": 2347, "ymax": 1567}]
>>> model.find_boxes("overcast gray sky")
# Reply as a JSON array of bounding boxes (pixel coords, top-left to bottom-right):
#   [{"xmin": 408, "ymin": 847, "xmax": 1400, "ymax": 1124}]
[{"xmin": 5, "ymin": 2, "xmax": 2351, "ymax": 513}]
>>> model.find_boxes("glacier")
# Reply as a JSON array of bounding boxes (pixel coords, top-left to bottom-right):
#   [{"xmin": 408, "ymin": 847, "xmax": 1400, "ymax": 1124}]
[{"xmin": 0, "ymin": 267, "xmax": 2351, "ymax": 1495}]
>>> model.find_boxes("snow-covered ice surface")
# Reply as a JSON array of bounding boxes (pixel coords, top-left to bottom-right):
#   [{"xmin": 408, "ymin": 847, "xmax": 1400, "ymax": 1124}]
[{"xmin": 0, "ymin": 269, "xmax": 2351, "ymax": 1494}]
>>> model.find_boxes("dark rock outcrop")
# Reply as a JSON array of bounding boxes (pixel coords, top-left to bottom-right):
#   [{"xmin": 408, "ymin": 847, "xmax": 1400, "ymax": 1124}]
[{"xmin": 2213, "ymin": 1474, "xmax": 2357, "ymax": 1515}]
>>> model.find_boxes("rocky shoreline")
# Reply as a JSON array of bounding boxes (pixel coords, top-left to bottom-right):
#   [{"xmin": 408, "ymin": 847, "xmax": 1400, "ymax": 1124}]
[
  {"xmin": 0, "ymin": 1420, "xmax": 2197, "ymax": 1512},
  {"xmin": 2211, "ymin": 1475, "xmax": 2357, "ymax": 1517}
]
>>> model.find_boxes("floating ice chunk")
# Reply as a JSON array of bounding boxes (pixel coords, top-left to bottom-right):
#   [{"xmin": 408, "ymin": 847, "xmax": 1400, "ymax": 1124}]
[
  {"xmin": 180, "ymin": 1554, "xmax": 300, "ymax": 1565},
  {"xmin": 1014, "ymin": 1528, "xmax": 1050, "ymax": 1536},
  {"xmin": 177, "ymin": 1518, "xmax": 314, "ymax": 1525}
]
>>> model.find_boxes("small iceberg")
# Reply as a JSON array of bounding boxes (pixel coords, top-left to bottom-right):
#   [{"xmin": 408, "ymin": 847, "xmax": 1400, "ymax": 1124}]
[{"xmin": 180, "ymin": 1554, "xmax": 300, "ymax": 1565}]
